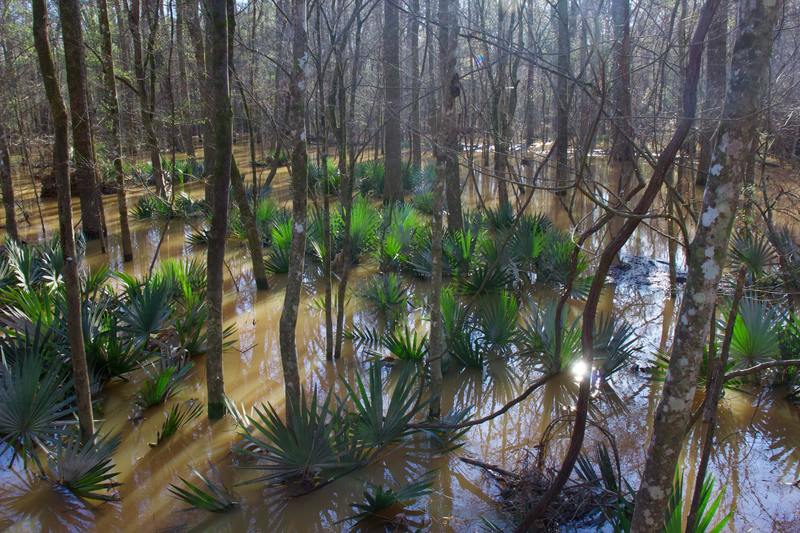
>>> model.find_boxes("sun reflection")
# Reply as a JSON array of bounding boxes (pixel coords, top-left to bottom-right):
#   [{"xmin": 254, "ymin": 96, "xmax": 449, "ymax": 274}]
[{"xmin": 571, "ymin": 360, "xmax": 590, "ymax": 381}]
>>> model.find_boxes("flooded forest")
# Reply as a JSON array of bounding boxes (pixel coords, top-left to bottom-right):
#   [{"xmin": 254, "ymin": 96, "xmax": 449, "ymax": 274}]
[{"xmin": 1, "ymin": 0, "xmax": 800, "ymax": 530}]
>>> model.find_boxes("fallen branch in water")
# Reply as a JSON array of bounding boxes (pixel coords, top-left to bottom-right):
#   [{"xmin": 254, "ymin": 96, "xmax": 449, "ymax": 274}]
[
  {"xmin": 724, "ymin": 359, "xmax": 800, "ymax": 381},
  {"xmin": 409, "ymin": 375, "xmax": 549, "ymax": 431}
]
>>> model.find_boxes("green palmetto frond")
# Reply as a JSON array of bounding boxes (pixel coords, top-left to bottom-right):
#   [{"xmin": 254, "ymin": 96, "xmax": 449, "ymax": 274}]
[
  {"xmin": 456, "ymin": 264, "xmax": 514, "ymax": 298},
  {"xmin": 729, "ymin": 297, "xmax": 782, "ymax": 367},
  {"xmin": 730, "ymin": 229, "xmax": 777, "ymax": 277},
  {"xmin": 340, "ymin": 361, "xmax": 421, "ymax": 448},
  {"xmin": 0, "ymin": 351, "xmax": 74, "ymax": 467},
  {"xmin": 359, "ymin": 273, "xmax": 410, "ymax": 315},
  {"xmin": 169, "ymin": 465, "xmax": 238, "ymax": 512},
  {"xmin": 237, "ymin": 388, "xmax": 363, "ymax": 487},
  {"xmin": 345, "ymin": 471, "xmax": 435, "ymax": 526},
  {"xmin": 664, "ymin": 469, "xmax": 730, "ymax": 533},
  {"xmin": 518, "ymin": 301, "xmax": 582, "ymax": 376},
  {"xmin": 476, "ymin": 290, "xmax": 519, "ymax": 349},
  {"xmin": 49, "ymin": 431, "xmax": 122, "ymax": 501},
  {"xmin": 593, "ymin": 315, "xmax": 640, "ymax": 379},
  {"xmin": 450, "ymin": 332, "xmax": 485, "ymax": 369},
  {"xmin": 137, "ymin": 362, "xmax": 193, "ymax": 409},
  {"xmin": 119, "ymin": 276, "xmax": 172, "ymax": 342},
  {"xmin": 150, "ymin": 400, "xmax": 203, "ymax": 447},
  {"xmin": 381, "ymin": 326, "xmax": 428, "ymax": 362}
]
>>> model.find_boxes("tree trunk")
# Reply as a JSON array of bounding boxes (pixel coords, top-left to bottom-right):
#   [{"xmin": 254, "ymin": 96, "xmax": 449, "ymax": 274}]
[
  {"xmin": 696, "ymin": 0, "xmax": 728, "ymax": 186},
  {"xmin": 630, "ymin": 0, "xmax": 781, "ymax": 528},
  {"xmin": 438, "ymin": 0, "xmax": 463, "ymax": 231},
  {"xmin": 98, "ymin": 0, "xmax": 134, "ymax": 262},
  {"xmin": 32, "ymin": 0, "xmax": 95, "ymax": 442},
  {"xmin": 279, "ymin": 0, "xmax": 308, "ymax": 409},
  {"xmin": 409, "ymin": 0, "xmax": 422, "ymax": 170},
  {"xmin": 128, "ymin": 0, "xmax": 166, "ymax": 197},
  {"xmin": 58, "ymin": 0, "xmax": 106, "ymax": 240},
  {"xmin": 204, "ymin": 0, "xmax": 232, "ymax": 420},
  {"xmin": 0, "ymin": 123, "xmax": 18, "ymax": 242},
  {"xmin": 383, "ymin": 0, "xmax": 403, "ymax": 202},
  {"xmin": 554, "ymin": 0, "xmax": 571, "ymax": 194},
  {"xmin": 176, "ymin": 0, "xmax": 196, "ymax": 158}
]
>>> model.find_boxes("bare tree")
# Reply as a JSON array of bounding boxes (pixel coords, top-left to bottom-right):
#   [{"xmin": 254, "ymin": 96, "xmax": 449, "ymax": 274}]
[
  {"xmin": 97, "ymin": 0, "xmax": 134, "ymax": 262},
  {"xmin": 0, "ymin": 122, "xmax": 17, "ymax": 242},
  {"xmin": 204, "ymin": 0, "xmax": 233, "ymax": 420},
  {"xmin": 32, "ymin": 0, "xmax": 94, "ymax": 442},
  {"xmin": 59, "ymin": 0, "xmax": 106, "ymax": 240},
  {"xmin": 630, "ymin": 0, "xmax": 782, "ymax": 528},
  {"xmin": 279, "ymin": 0, "xmax": 309, "ymax": 408}
]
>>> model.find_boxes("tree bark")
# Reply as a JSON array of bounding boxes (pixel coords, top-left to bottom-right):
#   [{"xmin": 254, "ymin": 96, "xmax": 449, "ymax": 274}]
[
  {"xmin": 58, "ymin": 0, "xmax": 106, "ymax": 240},
  {"xmin": 554, "ymin": 0, "xmax": 571, "ymax": 194},
  {"xmin": 204, "ymin": 0, "xmax": 232, "ymax": 420},
  {"xmin": 630, "ymin": 0, "xmax": 781, "ymax": 528},
  {"xmin": 128, "ymin": 0, "xmax": 166, "ymax": 196},
  {"xmin": 98, "ymin": 0, "xmax": 134, "ymax": 262},
  {"xmin": 438, "ymin": 0, "xmax": 463, "ymax": 231},
  {"xmin": 383, "ymin": 0, "xmax": 403, "ymax": 202},
  {"xmin": 279, "ymin": 0, "xmax": 308, "ymax": 409},
  {"xmin": 696, "ymin": 0, "xmax": 728, "ymax": 186},
  {"xmin": 176, "ymin": 0, "xmax": 196, "ymax": 158},
  {"xmin": 0, "ymin": 122, "xmax": 18, "ymax": 242},
  {"xmin": 33, "ymin": 0, "xmax": 95, "ymax": 442},
  {"xmin": 409, "ymin": 0, "xmax": 422, "ymax": 170}
]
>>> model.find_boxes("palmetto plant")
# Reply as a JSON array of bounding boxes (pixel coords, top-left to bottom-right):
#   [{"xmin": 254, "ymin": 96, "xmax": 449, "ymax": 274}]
[
  {"xmin": 575, "ymin": 443, "xmax": 634, "ymax": 531},
  {"xmin": 664, "ymin": 470, "xmax": 731, "ymax": 533},
  {"xmin": 729, "ymin": 297, "xmax": 782, "ymax": 368},
  {"xmin": 518, "ymin": 302, "xmax": 582, "ymax": 376},
  {"xmin": 237, "ymin": 388, "xmax": 362, "ymax": 488},
  {"xmin": 338, "ymin": 195, "xmax": 380, "ymax": 261},
  {"xmin": 381, "ymin": 326, "xmax": 429, "ymax": 362},
  {"xmin": 0, "ymin": 351, "xmax": 74, "ymax": 468},
  {"xmin": 456, "ymin": 264, "xmax": 514, "ymax": 298},
  {"xmin": 169, "ymin": 465, "xmax": 238, "ymax": 512},
  {"xmin": 730, "ymin": 229, "xmax": 777, "ymax": 277},
  {"xmin": 341, "ymin": 361, "xmax": 421, "ymax": 448},
  {"xmin": 119, "ymin": 275, "xmax": 172, "ymax": 342},
  {"xmin": 150, "ymin": 400, "xmax": 203, "ymax": 447},
  {"xmin": 265, "ymin": 218, "xmax": 293, "ymax": 274},
  {"xmin": 49, "ymin": 431, "xmax": 122, "ymax": 501},
  {"xmin": 359, "ymin": 273, "xmax": 410, "ymax": 315},
  {"xmin": 476, "ymin": 290, "xmax": 519, "ymax": 349},
  {"xmin": 593, "ymin": 315, "xmax": 640, "ymax": 379},
  {"xmin": 344, "ymin": 472, "xmax": 434, "ymax": 527},
  {"xmin": 137, "ymin": 361, "xmax": 192, "ymax": 409}
]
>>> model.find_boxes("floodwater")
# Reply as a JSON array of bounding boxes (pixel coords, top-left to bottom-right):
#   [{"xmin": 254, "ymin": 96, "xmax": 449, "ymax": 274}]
[{"xmin": 1, "ymin": 146, "xmax": 799, "ymax": 532}]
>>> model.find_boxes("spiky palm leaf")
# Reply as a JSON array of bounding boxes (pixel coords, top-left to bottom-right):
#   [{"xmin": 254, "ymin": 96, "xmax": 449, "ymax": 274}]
[
  {"xmin": 664, "ymin": 469, "xmax": 731, "ymax": 533},
  {"xmin": 0, "ymin": 352, "xmax": 74, "ymax": 467},
  {"xmin": 360, "ymin": 273, "xmax": 410, "ymax": 315},
  {"xmin": 381, "ymin": 326, "xmax": 428, "ymax": 362},
  {"xmin": 341, "ymin": 361, "xmax": 421, "ymax": 448},
  {"xmin": 345, "ymin": 472, "xmax": 435, "ymax": 525},
  {"xmin": 150, "ymin": 400, "xmax": 203, "ymax": 447},
  {"xmin": 730, "ymin": 229, "xmax": 776, "ymax": 277},
  {"xmin": 237, "ymin": 388, "xmax": 363, "ymax": 487},
  {"xmin": 169, "ymin": 465, "xmax": 238, "ymax": 512},
  {"xmin": 49, "ymin": 431, "xmax": 121, "ymax": 501},
  {"xmin": 729, "ymin": 298, "xmax": 782, "ymax": 367},
  {"xmin": 476, "ymin": 291, "xmax": 519, "ymax": 349}
]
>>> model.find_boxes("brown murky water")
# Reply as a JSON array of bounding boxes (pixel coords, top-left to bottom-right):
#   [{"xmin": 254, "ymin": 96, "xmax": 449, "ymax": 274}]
[{"xmin": 1, "ymin": 147, "xmax": 799, "ymax": 532}]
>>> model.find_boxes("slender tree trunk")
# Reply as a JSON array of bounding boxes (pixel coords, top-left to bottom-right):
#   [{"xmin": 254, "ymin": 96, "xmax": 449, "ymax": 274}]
[
  {"xmin": 98, "ymin": 0, "xmax": 134, "ymax": 262},
  {"xmin": 128, "ymin": 0, "xmax": 166, "ymax": 196},
  {"xmin": 410, "ymin": 0, "xmax": 422, "ymax": 169},
  {"xmin": 58, "ymin": 0, "xmax": 106, "ymax": 240},
  {"xmin": 279, "ymin": 0, "xmax": 308, "ymax": 408},
  {"xmin": 383, "ymin": 0, "xmax": 403, "ymax": 202},
  {"xmin": 696, "ymin": 0, "xmax": 728, "ymax": 186},
  {"xmin": 205, "ymin": 0, "xmax": 233, "ymax": 420},
  {"xmin": 438, "ymin": 0, "xmax": 463, "ymax": 231},
  {"xmin": 176, "ymin": 0, "xmax": 195, "ymax": 158},
  {"xmin": 554, "ymin": 0, "xmax": 571, "ymax": 194},
  {"xmin": 630, "ymin": 1, "xmax": 781, "ymax": 528},
  {"xmin": 0, "ymin": 123, "xmax": 18, "ymax": 242},
  {"xmin": 32, "ymin": 0, "xmax": 95, "ymax": 442}
]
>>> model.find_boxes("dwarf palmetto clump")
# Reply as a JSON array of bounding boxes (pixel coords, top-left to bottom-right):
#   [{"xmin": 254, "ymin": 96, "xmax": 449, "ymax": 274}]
[
  {"xmin": 476, "ymin": 290, "xmax": 520, "ymax": 350},
  {"xmin": 136, "ymin": 361, "xmax": 193, "ymax": 409},
  {"xmin": 0, "ymin": 348, "xmax": 74, "ymax": 468},
  {"xmin": 236, "ymin": 388, "xmax": 363, "ymax": 489},
  {"xmin": 344, "ymin": 472, "xmax": 434, "ymax": 528},
  {"xmin": 517, "ymin": 301, "xmax": 581, "ymax": 376},
  {"xmin": 150, "ymin": 400, "xmax": 203, "ymax": 447},
  {"xmin": 359, "ymin": 273, "xmax": 410, "ymax": 315},
  {"xmin": 380, "ymin": 326, "xmax": 428, "ymax": 362},
  {"xmin": 664, "ymin": 469, "xmax": 731, "ymax": 533},
  {"xmin": 169, "ymin": 464, "xmax": 238, "ymax": 512},
  {"xmin": 341, "ymin": 361, "xmax": 421, "ymax": 448},
  {"xmin": 49, "ymin": 431, "xmax": 122, "ymax": 501}
]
